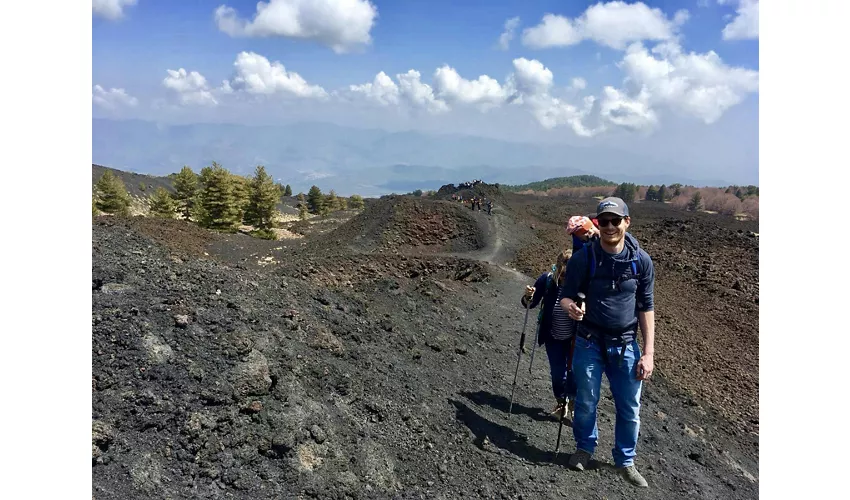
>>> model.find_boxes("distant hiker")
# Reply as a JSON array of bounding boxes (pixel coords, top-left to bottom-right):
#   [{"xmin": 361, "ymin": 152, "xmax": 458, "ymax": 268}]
[
  {"xmin": 486, "ymin": 199, "xmax": 493, "ymax": 215},
  {"xmin": 559, "ymin": 197, "xmax": 656, "ymax": 488},
  {"xmin": 521, "ymin": 249, "xmax": 578, "ymax": 420}
]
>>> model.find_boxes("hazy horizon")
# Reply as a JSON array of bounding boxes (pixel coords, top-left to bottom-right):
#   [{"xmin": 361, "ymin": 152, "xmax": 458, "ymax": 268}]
[{"xmin": 94, "ymin": 0, "xmax": 758, "ymax": 197}]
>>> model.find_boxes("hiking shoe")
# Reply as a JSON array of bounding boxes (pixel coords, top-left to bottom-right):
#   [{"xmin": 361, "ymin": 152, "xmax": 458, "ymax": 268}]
[
  {"xmin": 620, "ymin": 465, "xmax": 648, "ymax": 488},
  {"xmin": 567, "ymin": 449, "xmax": 592, "ymax": 471},
  {"xmin": 549, "ymin": 399, "xmax": 567, "ymax": 417}
]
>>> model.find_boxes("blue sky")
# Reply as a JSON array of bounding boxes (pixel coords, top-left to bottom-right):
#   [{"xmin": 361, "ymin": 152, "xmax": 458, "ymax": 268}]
[{"xmin": 92, "ymin": 0, "xmax": 759, "ymax": 184}]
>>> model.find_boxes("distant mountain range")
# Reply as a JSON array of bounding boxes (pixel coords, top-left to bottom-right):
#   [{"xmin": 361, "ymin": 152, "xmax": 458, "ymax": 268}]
[{"xmin": 93, "ymin": 118, "xmax": 735, "ymax": 197}]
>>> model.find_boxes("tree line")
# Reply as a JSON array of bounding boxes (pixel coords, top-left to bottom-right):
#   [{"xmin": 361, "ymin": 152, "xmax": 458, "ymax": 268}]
[
  {"xmin": 504, "ymin": 175, "xmax": 616, "ymax": 192},
  {"xmin": 611, "ymin": 182, "xmax": 758, "ymax": 217},
  {"xmin": 92, "ymin": 164, "xmax": 366, "ymax": 239},
  {"xmin": 301, "ymin": 185, "xmax": 364, "ymax": 219},
  {"xmin": 516, "ymin": 179, "xmax": 757, "ymax": 219}
]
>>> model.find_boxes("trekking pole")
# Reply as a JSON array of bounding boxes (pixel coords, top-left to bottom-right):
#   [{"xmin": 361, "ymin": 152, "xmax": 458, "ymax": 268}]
[
  {"xmin": 555, "ymin": 292, "xmax": 585, "ymax": 459},
  {"xmin": 508, "ymin": 298, "xmax": 532, "ymax": 415},
  {"xmin": 528, "ymin": 301, "xmax": 545, "ymax": 374}
]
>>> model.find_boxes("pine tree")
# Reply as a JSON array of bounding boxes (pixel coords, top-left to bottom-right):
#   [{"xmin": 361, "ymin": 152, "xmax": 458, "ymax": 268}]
[
  {"xmin": 326, "ymin": 190, "xmax": 340, "ymax": 211},
  {"xmin": 645, "ymin": 185, "xmax": 658, "ymax": 201},
  {"xmin": 198, "ymin": 163, "xmax": 241, "ymax": 232},
  {"xmin": 338, "ymin": 197, "xmax": 348, "ymax": 210},
  {"xmin": 193, "ymin": 166, "xmax": 212, "ymax": 223},
  {"xmin": 307, "ymin": 185, "xmax": 325, "ymax": 214},
  {"xmin": 657, "ymin": 185, "xmax": 667, "ymax": 202},
  {"xmin": 284, "ymin": 184, "xmax": 292, "ymax": 197},
  {"xmin": 229, "ymin": 171, "xmax": 251, "ymax": 222},
  {"xmin": 149, "ymin": 187, "xmax": 177, "ymax": 218},
  {"xmin": 172, "ymin": 166, "xmax": 198, "ymax": 220},
  {"xmin": 613, "ymin": 182, "xmax": 637, "ymax": 202},
  {"xmin": 297, "ymin": 193, "xmax": 308, "ymax": 220},
  {"xmin": 349, "ymin": 194, "xmax": 365, "ymax": 209},
  {"xmin": 244, "ymin": 166, "xmax": 279, "ymax": 230},
  {"xmin": 95, "ymin": 170, "xmax": 131, "ymax": 216},
  {"xmin": 688, "ymin": 191, "xmax": 704, "ymax": 211}
]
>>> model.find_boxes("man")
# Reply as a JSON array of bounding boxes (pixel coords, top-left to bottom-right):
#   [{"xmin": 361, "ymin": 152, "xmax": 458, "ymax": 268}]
[{"xmin": 559, "ymin": 197, "xmax": 655, "ymax": 488}]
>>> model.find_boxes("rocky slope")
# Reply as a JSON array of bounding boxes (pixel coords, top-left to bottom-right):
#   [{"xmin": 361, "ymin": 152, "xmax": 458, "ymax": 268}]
[{"xmin": 92, "ymin": 193, "xmax": 759, "ymax": 499}]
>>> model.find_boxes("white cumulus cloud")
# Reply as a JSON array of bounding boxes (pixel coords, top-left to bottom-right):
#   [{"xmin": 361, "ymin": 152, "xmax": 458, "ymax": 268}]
[
  {"xmin": 396, "ymin": 70, "xmax": 450, "ymax": 114},
  {"xmin": 228, "ymin": 51, "xmax": 328, "ymax": 98},
  {"xmin": 93, "ymin": 0, "xmax": 137, "ymax": 20},
  {"xmin": 722, "ymin": 0, "xmax": 758, "ymax": 40},
  {"xmin": 163, "ymin": 68, "xmax": 219, "ymax": 106},
  {"xmin": 346, "ymin": 70, "xmax": 449, "ymax": 113},
  {"xmin": 497, "ymin": 17, "xmax": 521, "ymax": 50},
  {"xmin": 503, "ymin": 58, "xmax": 600, "ymax": 136},
  {"xmin": 92, "ymin": 85, "xmax": 138, "ymax": 109},
  {"xmin": 522, "ymin": 1, "xmax": 689, "ymax": 50},
  {"xmin": 527, "ymin": 94, "xmax": 600, "ymax": 136},
  {"xmin": 214, "ymin": 0, "xmax": 378, "ymax": 54},
  {"xmin": 617, "ymin": 41, "xmax": 759, "ymax": 124},
  {"xmin": 508, "ymin": 57, "xmax": 554, "ymax": 97},
  {"xmin": 348, "ymin": 71, "xmax": 400, "ymax": 106},
  {"xmin": 599, "ymin": 86, "xmax": 657, "ymax": 131},
  {"xmin": 432, "ymin": 65, "xmax": 507, "ymax": 109}
]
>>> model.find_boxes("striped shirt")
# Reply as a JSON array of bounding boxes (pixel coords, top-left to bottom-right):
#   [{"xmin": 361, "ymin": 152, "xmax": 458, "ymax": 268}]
[{"xmin": 550, "ymin": 282, "xmax": 577, "ymax": 340}]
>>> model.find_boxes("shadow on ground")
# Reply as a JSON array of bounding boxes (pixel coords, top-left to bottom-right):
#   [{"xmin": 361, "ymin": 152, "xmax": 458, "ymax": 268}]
[
  {"xmin": 450, "ymin": 398, "xmax": 610, "ymax": 473},
  {"xmin": 460, "ymin": 389, "xmax": 561, "ymax": 423}
]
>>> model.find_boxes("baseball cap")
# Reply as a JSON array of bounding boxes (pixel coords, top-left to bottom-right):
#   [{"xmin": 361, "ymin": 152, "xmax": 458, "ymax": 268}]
[{"xmin": 595, "ymin": 197, "xmax": 629, "ymax": 217}]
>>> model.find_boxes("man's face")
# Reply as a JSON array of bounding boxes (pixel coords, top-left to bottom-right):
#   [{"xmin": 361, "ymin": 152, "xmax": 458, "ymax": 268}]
[{"xmin": 596, "ymin": 214, "xmax": 630, "ymax": 245}]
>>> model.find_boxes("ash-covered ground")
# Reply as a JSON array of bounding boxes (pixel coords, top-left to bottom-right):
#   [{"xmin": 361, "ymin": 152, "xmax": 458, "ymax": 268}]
[{"xmin": 92, "ymin": 192, "xmax": 758, "ymax": 499}]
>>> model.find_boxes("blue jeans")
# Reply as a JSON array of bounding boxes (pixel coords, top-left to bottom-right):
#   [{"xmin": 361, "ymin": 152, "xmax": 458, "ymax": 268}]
[
  {"xmin": 571, "ymin": 335, "xmax": 643, "ymax": 467},
  {"xmin": 544, "ymin": 337, "xmax": 577, "ymax": 401}
]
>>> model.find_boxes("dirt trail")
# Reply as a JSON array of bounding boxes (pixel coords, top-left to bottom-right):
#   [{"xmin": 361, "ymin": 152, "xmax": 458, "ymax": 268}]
[{"xmin": 436, "ymin": 205, "xmax": 528, "ymax": 282}]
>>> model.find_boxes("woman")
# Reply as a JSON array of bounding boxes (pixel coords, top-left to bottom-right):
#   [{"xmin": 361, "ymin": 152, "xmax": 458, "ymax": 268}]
[
  {"xmin": 521, "ymin": 248, "xmax": 578, "ymax": 418},
  {"xmin": 521, "ymin": 216, "xmax": 599, "ymax": 419}
]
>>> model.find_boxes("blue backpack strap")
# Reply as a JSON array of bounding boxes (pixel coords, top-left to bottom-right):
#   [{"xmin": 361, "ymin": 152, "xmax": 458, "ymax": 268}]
[
  {"xmin": 580, "ymin": 242, "xmax": 596, "ymax": 296},
  {"xmin": 631, "ymin": 260, "xmax": 637, "ymax": 276}
]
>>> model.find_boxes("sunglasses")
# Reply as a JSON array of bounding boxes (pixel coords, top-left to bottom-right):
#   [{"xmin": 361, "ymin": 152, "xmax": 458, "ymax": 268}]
[{"xmin": 597, "ymin": 217, "xmax": 624, "ymax": 227}]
